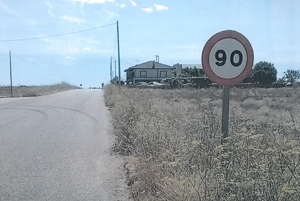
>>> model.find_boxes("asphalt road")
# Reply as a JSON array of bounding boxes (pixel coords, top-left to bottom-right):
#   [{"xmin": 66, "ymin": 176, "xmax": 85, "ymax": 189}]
[{"xmin": 0, "ymin": 89, "xmax": 130, "ymax": 200}]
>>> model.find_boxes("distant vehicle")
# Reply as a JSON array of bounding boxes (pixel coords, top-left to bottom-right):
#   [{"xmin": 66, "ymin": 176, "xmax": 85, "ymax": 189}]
[
  {"xmin": 135, "ymin": 82, "xmax": 148, "ymax": 87},
  {"xmin": 147, "ymin": 82, "xmax": 164, "ymax": 86},
  {"xmin": 147, "ymin": 82, "xmax": 165, "ymax": 88}
]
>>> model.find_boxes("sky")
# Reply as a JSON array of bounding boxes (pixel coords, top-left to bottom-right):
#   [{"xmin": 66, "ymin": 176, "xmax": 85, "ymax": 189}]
[{"xmin": 0, "ymin": 0, "xmax": 300, "ymax": 87}]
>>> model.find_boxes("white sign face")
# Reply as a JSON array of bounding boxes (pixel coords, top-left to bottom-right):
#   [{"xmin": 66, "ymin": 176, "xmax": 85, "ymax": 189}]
[{"xmin": 209, "ymin": 38, "xmax": 247, "ymax": 79}]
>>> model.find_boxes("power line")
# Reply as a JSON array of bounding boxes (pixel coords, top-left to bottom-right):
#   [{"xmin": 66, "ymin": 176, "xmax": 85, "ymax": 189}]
[
  {"xmin": 121, "ymin": 60, "xmax": 135, "ymax": 66},
  {"xmin": 0, "ymin": 23, "xmax": 116, "ymax": 43},
  {"xmin": 112, "ymin": 56, "xmax": 134, "ymax": 66}
]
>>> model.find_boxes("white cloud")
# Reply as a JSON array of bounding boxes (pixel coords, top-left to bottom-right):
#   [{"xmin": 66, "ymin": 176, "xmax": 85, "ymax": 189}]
[
  {"xmin": 0, "ymin": 3, "xmax": 36, "ymax": 25},
  {"xmin": 61, "ymin": 16, "xmax": 84, "ymax": 23},
  {"xmin": 83, "ymin": 47, "xmax": 91, "ymax": 51},
  {"xmin": 44, "ymin": 1, "xmax": 55, "ymax": 16},
  {"xmin": 87, "ymin": 40, "xmax": 100, "ymax": 44},
  {"xmin": 129, "ymin": 0, "xmax": 137, "ymax": 6},
  {"xmin": 67, "ymin": 48, "xmax": 80, "ymax": 53},
  {"xmin": 98, "ymin": 49, "xmax": 111, "ymax": 53},
  {"xmin": 154, "ymin": 4, "xmax": 168, "ymax": 11},
  {"xmin": 171, "ymin": 44, "xmax": 200, "ymax": 49},
  {"xmin": 44, "ymin": 1, "xmax": 52, "ymax": 8},
  {"xmin": 80, "ymin": 3, "xmax": 85, "ymax": 15},
  {"xmin": 66, "ymin": 56, "xmax": 76, "ymax": 59},
  {"xmin": 70, "ymin": 0, "xmax": 114, "ymax": 4},
  {"xmin": 141, "ymin": 7, "xmax": 153, "ymax": 13},
  {"xmin": 121, "ymin": 3, "xmax": 126, "ymax": 8},
  {"xmin": 103, "ymin": 9, "xmax": 118, "ymax": 18}
]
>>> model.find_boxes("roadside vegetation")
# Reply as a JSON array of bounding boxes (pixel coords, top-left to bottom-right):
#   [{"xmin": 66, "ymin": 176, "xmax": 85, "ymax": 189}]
[
  {"xmin": 0, "ymin": 81, "xmax": 79, "ymax": 97},
  {"xmin": 105, "ymin": 84, "xmax": 300, "ymax": 201}
]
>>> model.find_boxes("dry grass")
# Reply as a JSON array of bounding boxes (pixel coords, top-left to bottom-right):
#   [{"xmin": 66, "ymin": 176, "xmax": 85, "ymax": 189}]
[
  {"xmin": 105, "ymin": 85, "xmax": 300, "ymax": 201},
  {"xmin": 0, "ymin": 82, "xmax": 79, "ymax": 98}
]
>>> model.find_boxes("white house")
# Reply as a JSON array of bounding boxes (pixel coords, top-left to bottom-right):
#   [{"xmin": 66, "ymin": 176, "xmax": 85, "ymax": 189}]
[{"xmin": 124, "ymin": 61, "xmax": 174, "ymax": 84}]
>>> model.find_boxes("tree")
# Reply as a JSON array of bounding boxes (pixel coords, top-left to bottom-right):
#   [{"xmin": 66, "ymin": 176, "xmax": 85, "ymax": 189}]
[
  {"xmin": 253, "ymin": 61, "xmax": 277, "ymax": 87},
  {"xmin": 241, "ymin": 70, "xmax": 254, "ymax": 83},
  {"xmin": 282, "ymin": 69, "xmax": 300, "ymax": 85}
]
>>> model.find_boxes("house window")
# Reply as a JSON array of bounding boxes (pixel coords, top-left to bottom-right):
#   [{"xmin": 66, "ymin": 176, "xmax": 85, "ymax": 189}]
[
  {"xmin": 140, "ymin": 71, "xmax": 147, "ymax": 77},
  {"xmin": 160, "ymin": 71, "xmax": 167, "ymax": 78}
]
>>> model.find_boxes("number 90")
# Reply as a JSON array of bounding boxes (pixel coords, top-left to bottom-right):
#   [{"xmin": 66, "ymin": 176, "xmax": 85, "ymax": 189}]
[{"xmin": 215, "ymin": 49, "xmax": 243, "ymax": 67}]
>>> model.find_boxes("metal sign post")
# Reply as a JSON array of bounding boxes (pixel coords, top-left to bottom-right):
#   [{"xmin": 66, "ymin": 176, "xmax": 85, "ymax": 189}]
[
  {"xmin": 202, "ymin": 30, "xmax": 254, "ymax": 140},
  {"xmin": 222, "ymin": 86, "xmax": 230, "ymax": 139}
]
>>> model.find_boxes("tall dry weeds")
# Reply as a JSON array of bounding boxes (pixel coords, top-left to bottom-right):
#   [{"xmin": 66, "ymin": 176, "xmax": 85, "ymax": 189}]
[
  {"xmin": 105, "ymin": 84, "xmax": 300, "ymax": 201},
  {"xmin": 0, "ymin": 81, "xmax": 79, "ymax": 97}
]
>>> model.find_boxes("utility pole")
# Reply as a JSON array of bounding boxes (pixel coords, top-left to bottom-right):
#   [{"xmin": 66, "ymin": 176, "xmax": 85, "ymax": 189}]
[
  {"xmin": 9, "ymin": 51, "xmax": 12, "ymax": 97},
  {"xmin": 117, "ymin": 21, "xmax": 121, "ymax": 85},
  {"xmin": 110, "ymin": 57, "xmax": 112, "ymax": 81},
  {"xmin": 156, "ymin": 55, "xmax": 159, "ymax": 63},
  {"xmin": 115, "ymin": 60, "xmax": 117, "ymax": 80}
]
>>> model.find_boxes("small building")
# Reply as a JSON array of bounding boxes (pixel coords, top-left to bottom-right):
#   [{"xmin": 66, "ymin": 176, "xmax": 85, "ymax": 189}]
[
  {"xmin": 173, "ymin": 63, "xmax": 205, "ymax": 77},
  {"xmin": 124, "ymin": 61, "xmax": 174, "ymax": 84}
]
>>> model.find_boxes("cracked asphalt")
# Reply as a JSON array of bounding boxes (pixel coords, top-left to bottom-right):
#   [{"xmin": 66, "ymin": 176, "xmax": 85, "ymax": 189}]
[{"xmin": 0, "ymin": 89, "xmax": 130, "ymax": 201}]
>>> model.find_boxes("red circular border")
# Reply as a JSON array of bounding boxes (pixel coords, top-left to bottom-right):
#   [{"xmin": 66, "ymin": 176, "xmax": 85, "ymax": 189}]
[{"xmin": 202, "ymin": 30, "xmax": 254, "ymax": 86}]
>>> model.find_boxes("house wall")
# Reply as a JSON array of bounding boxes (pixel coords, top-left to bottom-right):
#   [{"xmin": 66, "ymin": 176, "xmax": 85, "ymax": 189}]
[
  {"xmin": 173, "ymin": 63, "xmax": 183, "ymax": 77},
  {"xmin": 126, "ymin": 71, "xmax": 134, "ymax": 80},
  {"xmin": 134, "ymin": 69, "xmax": 172, "ymax": 78}
]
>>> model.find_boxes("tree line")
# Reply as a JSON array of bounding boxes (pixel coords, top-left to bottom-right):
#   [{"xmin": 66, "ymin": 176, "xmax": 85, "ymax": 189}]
[
  {"xmin": 180, "ymin": 62, "xmax": 299, "ymax": 88},
  {"xmin": 243, "ymin": 61, "xmax": 300, "ymax": 87}
]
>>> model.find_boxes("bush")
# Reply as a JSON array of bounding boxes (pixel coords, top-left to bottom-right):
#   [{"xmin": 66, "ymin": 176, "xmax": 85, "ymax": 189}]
[{"xmin": 253, "ymin": 61, "xmax": 277, "ymax": 87}]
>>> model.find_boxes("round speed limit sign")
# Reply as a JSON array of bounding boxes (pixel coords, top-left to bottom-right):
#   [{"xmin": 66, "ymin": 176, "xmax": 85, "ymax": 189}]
[{"xmin": 202, "ymin": 30, "xmax": 254, "ymax": 86}]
